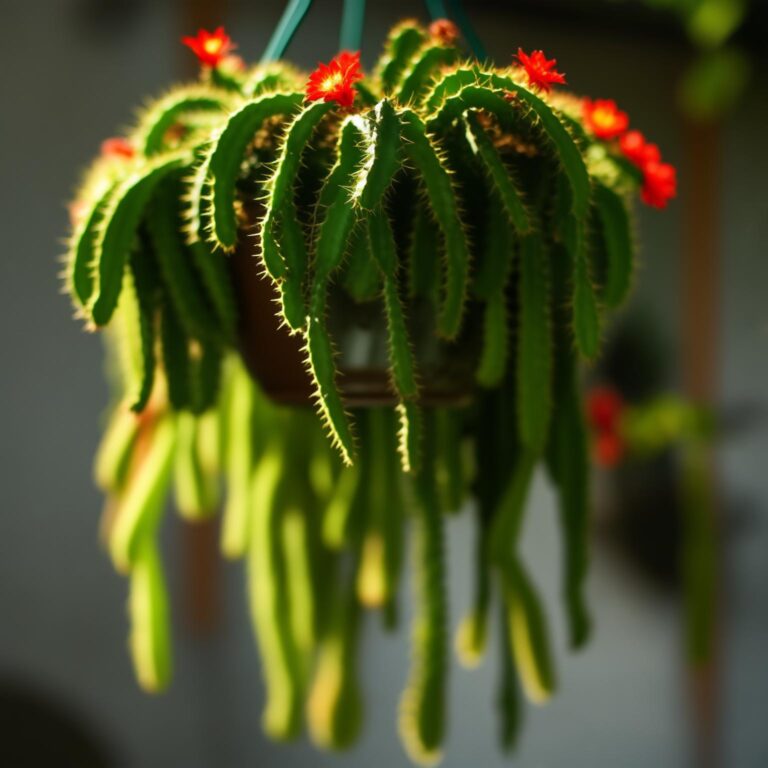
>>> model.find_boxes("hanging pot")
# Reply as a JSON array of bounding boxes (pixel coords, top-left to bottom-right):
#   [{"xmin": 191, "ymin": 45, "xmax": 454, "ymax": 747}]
[{"xmin": 229, "ymin": 209, "xmax": 480, "ymax": 407}]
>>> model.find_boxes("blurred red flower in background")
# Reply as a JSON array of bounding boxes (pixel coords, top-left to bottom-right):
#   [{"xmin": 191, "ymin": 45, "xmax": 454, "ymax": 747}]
[
  {"xmin": 429, "ymin": 19, "xmax": 460, "ymax": 46},
  {"xmin": 182, "ymin": 27, "xmax": 235, "ymax": 68},
  {"xmin": 587, "ymin": 387, "xmax": 625, "ymax": 467},
  {"xmin": 619, "ymin": 130, "xmax": 661, "ymax": 168},
  {"xmin": 583, "ymin": 99, "xmax": 629, "ymax": 140},
  {"xmin": 641, "ymin": 160, "xmax": 677, "ymax": 209},
  {"xmin": 100, "ymin": 137, "xmax": 135, "ymax": 160}
]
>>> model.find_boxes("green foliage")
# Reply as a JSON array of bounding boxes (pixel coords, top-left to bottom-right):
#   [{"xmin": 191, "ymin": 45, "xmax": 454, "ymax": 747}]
[
  {"xmin": 367, "ymin": 207, "xmax": 418, "ymax": 400},
  {"xmin": 129, "ymin": 539, "xmax": 172, "ymax": 693},
  {"xmin": 352, "ymin": 99, "xmax": 402, "ymax": 211},
  {"xmin": 464, "ymin": 111, "xmax": 531, "ymax": 235},
  {"xmin": 109, "ymin": 415, "xmax": 176, "ymax": 572},
  {"xmin": 94, "ymin": 404, "xmax": 139, "ymax": 493},
  {"xmin": 68, "ymin": 180, "xmax": 116, "ymax": 309},
  {"xmin": 134, "ymin": 86, "xmax": 229, "ymax": 156},
  {"xmin": 91, "ymin": 154, "xmax": 187, "ymax": 326},
  {"xmin": 502, "ymin": 558, "xmax": 557, "ymax": 704},
  {"xmin": 548, "ymin": 249, "xmax": 592, "ymax": 648},
  {"xmin": 187, "ymin": 239, "xmax": 238, "ymax": 341},
  {"xmin": 146, "ymin": 176, "xmax": 223, "ymax": 343},
  {"xmin": 400, "ymin": 109, "xmax": 470, "ymax": 339},
  {"xmin": 160, "ymin": 294, "xmax": 192, "ymax": 410},
  {"xmin": 261, "ymin": 100, "xmax": 333, "ymax": 283},
  {"xmin": 204, "ymin": 92, "xmax": 304, "ymax": 254},
  {"xmin": 593, "ymin": 184, "xmax": 634, "ymax": 307},
  {"xmin": 221, "ymin": 360, "xmax": 257, "ymax": 559},
  {"xmin": 571, "ymin": 221, "xmax": 602, "ymax": 358},
  {"xmin": 398, "ymin": 45, "xmax": 460, "ymax": 105},
  {"xmin": 399, "ymin": 414, "xmax": 447, "ymax": 765},
  {"xmin": 308, "ymin": 570, "xmax": 364, "ymax": 749},
  {"xmin": 516, "ymin": 232, "xmax": 552, "ymax": 453},
  {"xmin": 474, "ymin": 196, "xmax": 513, "ymax": 388},
  {"xmin": 248, "ymin": 436, "xmax": 304, "ymax": 739},
  {"xmin": 377, "ymin": 21, "xmax": 427, "ymax": 94},
  {"xmin": 173, "ymin": 411, "xmax": 219, "ymax": 519},
  {"xmin": 306, "ymin": 315, "xmax": 356, "ymax": 467},
  {"xmin": 112, "ymin": 269, "xmax": 154, "ymax": 413}
]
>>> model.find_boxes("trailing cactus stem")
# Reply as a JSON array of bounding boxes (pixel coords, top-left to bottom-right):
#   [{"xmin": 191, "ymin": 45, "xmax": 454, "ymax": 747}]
[
  {"xmin": 399, "ymin": 413, "xmax": 447, "ymax": 765},
  {"xmin": 400, "ymin": 109, "xmax": 470, "ymax": 339}
]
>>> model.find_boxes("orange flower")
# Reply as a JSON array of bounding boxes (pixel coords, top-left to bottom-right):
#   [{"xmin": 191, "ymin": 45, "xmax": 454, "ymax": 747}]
[
  {"xmin": 182, "ymin": 27, "xmax": 235, "ymax": 68},
  {"xmin": 429, "ymin": 19, "xmax": 460, "ymax": 46},
  {"xmin": 514, "ymin": 48, "xmax": 566, "ymax": 93},
  {"xmin": 305, "ymin": 51, "xmax": 363, "ymax": 109},
  {"xmin": 619, "ymin": 130, "xmax": 660, "ymax": 168},
  {"xmin": 101, "ymin": 137, "xmax": 135, "ymax": 160},
  {"xmin": 595, "ymin": 432, "xmax": 624, "ymax": 467},
  {"xmin": 587, "ymin": 386, "xmax": 623, "ymax": 434},
  {"xmin": 641, "ymin": 161, "xmax": 677, "ymax": 209},
  {"xmin": 582, "ymin": 98, "xmax": 629, "ymax": 140},
  {"xmin": 587, "ymin": 386, "xmax": 625, "ymax": 467}
]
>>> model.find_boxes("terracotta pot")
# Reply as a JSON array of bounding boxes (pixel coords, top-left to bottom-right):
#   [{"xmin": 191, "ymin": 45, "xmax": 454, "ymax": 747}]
[{"xmin": 229, "ymin": 217, "xmax": 479, "ymax": 408}]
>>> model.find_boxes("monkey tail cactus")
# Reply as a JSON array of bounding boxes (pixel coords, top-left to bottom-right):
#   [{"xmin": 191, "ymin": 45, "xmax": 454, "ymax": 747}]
[{"xmin": 65, "ymin": 17, "xmax": 676, "ymax": 765}]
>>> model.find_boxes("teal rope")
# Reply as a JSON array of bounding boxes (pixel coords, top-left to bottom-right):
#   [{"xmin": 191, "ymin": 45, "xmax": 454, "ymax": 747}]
[
  {"xmin": 423, "ymin": 0, "xmax": 450, "ymax": 19},
  {"xmin": 445, "ymin": 0, "xmax": 487, "ymax": 61},
  {"xmin": 261, "ymin": 0, "xmax": 314, "ymax": 63},
  {"xmin": 340, "ymin": 0, "xmax": 367, "ymax": 51},
  {"xmin": 263, "ymin": 0, "xmax": 487, "ymax": 66}
]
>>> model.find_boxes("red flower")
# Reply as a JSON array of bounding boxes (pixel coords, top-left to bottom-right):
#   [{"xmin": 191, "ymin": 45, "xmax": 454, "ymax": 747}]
[
  {"xmin": 582, "ymin": 99, "xmax": 629, "ymax": 140},
  {"xmin": 429, "ymin": 19, "xmax": 460, "ymax": 46},
  {"xmin": 514, "ymin": 48, "xmax": 566, "ymax": 93},
  {"xmin": 641, "ymin": 160, "xmax": 677, "ymax": 209},
  {"xmin": 619, "ymin": 130, "xmax": 660, "ymax": 168},
  {"xmin": 101, "ymin": 137, "xmax": 135, "ymax": 160},
  {"xmin": 587, "ymin": 387, "xmax": 626, "ymax": 467},
  {"xmin": 587, "ymin": 387, "xmax": 624, "ymax": 433},
  {"xmin": 594, "ymin": 432, "xmax": 624, "ymax": 468},
  {"xmin": 305, "ymin": 50, "xmax": 363, "ymax": 109},
  {"xmin": 182, "ymin": 27, "xmax": 235, "ymax": 68}
]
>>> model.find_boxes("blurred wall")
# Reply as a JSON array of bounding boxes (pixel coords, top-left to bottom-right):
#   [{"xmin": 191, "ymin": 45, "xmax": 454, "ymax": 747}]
[{"xmin": 0, "ymin": 1, "xmax": 765, "ymax": 766}]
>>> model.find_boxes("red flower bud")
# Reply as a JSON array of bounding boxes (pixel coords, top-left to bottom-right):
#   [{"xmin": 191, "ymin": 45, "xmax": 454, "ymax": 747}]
[
  {"xmin": 429, "ymin": 19, "xmax": 460, "ymax": 46},
  {"xmin": 101, "ymin": 137, "xmax": 135, "ymax": 160}
]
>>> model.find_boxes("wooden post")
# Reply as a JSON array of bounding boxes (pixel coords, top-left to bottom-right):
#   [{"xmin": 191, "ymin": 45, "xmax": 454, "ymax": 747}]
[{"xmin": 681, "ymin": 118, "xmax": 722, "ymax": 768}]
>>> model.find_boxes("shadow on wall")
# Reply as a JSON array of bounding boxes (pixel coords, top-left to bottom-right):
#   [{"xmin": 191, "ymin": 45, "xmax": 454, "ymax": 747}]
[{"xmin": 0, "ymin": 675, "xmax": 115, "ymax": 767}]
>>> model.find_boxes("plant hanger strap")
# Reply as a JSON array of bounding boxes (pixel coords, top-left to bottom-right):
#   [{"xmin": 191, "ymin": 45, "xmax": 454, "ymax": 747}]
[
  {"xmin": 263, "ymin": 0, "xmax": 486, "ymax": 62},
  {"xmin": 444, "ymin": 0, "xmax": 487, "ymax": 61},
  {"xmin": 261, "ymin": 0, "xmax": 314, "ymax": 63},
  {"xmin": 340, "ymin": 0, "xmax": 367, "ymax": 51},
  {"xmin": 424, "ymin": 0, "xmax": 486, "ymax": 60}
]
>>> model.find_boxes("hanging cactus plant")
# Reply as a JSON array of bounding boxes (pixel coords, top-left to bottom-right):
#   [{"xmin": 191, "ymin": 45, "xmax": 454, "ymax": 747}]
[{"xmin": 65, "ymin": 16, "xmax": 676, "ymax": 764}]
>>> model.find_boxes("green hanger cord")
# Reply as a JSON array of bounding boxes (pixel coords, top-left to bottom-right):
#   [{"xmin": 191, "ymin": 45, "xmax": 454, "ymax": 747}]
[
  {"xmin": 340, "ymin": 0, "xmax": 367, "ymax": 51},
  {"xmin": 261, "ymin": 0, "xmax": 314, "ymax": 63},
  {"xmin": 262, "ymin": 0, "xmax": 486, "ymax": 66},
  {"xmin": 444, "ymin": 0, "xmax": 487, "ymax": 61}
]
